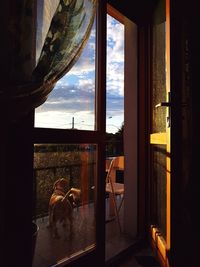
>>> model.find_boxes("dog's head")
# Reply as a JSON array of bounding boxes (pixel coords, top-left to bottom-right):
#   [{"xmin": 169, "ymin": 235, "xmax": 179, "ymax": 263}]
[{"xmin": 53, "ymin": 178, "xmax": 68, "ymax": 193}]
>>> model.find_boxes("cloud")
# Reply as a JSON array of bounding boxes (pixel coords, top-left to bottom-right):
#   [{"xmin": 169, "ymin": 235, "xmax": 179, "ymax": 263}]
[
  {"xmin": 67, "ymin": 53, "xmax": 95, "ymax": 77},
  {"xmin": 107, "ymin": 91, "xmax": 124, "ymax": 117},
  {"xmin": 106, "ymin": 15, "xmax": 125, "ymax": 128},
  {"xmin": 107, "ymin": 62, "xmax": 124, "ymax": 95},
  {"xmin": 106, "ymin": 15, "xmax": 124, "ymax": 97},
  {"xmin": 35, "ymin": 15, "xmax": 124, "ymax": 133},
  {"xmin": 107, "ymin": 15, "xmax": 124, "ymax": 64},
  {"xmin": 36, "ymin": 78, "xmax": 95, "ymax": 114},
  {"xmin": 66, "ymin": 23, "xmax": 96, "ymax": 77}
]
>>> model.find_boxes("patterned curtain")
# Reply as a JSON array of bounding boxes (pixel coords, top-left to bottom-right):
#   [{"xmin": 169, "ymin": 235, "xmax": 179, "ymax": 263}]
[{"xmin": 1, "ymin": 0, "xmax": 97, "ymax": 121}]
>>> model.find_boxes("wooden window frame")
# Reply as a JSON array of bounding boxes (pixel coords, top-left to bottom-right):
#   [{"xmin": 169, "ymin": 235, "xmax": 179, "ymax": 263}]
[{"xmin": 33, "ymin": 1, "xmax": 107, "ymax": 266}]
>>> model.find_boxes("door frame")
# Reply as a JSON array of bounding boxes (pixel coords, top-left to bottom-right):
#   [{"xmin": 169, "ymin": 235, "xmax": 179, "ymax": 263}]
[
  {"xmin": 33, "ymin": 1, "xmax": 107, "ymax": 266},
  {"xmin": 147, "ymin": 0, "xmax": 171, "ymax": 266}
]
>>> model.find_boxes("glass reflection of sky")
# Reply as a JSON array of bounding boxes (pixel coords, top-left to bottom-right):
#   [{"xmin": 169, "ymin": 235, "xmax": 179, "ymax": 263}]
[{"xmin": 35, "ymin": 15, "xmax": 124, "ymax": 133}]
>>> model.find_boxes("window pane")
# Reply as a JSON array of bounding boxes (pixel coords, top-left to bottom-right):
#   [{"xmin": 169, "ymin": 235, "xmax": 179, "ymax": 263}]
[
  {"xmin": 152, "ymin": 145, "xmax": 166, "ymax": 239},
  {"xmin": 106, "ymin": 14, "xmax": 124, "ymax": 134},
  {"xmin": 152, "ymin": 0, "xmax": 166, "ymax": 133},
  {"xmin": 105, "ymin": 14, "xmax": 133, "ymax": 261},
  {"xmin": 32, "ymin": 144, "xmax": 96, "ymax": 266},
  {"xmin": 34, "ymin": 18, "xmax": 96, "ymax": 130}
]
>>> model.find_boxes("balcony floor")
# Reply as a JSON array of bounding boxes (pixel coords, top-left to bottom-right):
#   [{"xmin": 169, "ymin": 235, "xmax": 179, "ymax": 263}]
[{"xmin": 32, "ymin": 197, "xmax": 136, "ymax": 267}]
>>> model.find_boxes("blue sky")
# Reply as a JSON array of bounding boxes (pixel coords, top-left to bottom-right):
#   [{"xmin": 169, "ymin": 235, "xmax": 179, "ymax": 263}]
[{"xmin": 35, "ymin": 14, "xmax": 124, "ymax": 133}]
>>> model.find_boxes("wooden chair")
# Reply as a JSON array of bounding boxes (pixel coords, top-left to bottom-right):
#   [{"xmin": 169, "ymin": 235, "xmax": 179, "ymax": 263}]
[{"xmin": 105, "ymin": 156, "xmax": 124, "ymax": 232}]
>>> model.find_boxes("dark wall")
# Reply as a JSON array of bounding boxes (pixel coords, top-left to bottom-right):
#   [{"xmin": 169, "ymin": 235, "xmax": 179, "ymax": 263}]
[
  {"xmin": 109, "ymin": 1, "xmax": 200, "ymax": 266},
  {"xmin": 108, "ymin": 0, "xmax": 157, "ymax": 24},
  {"xmin": 0, "ymin": 1, "xmax": 35, "ymax": 266},
  {"xmin": 1, "ymin": 115, "xmax": 34, "ymax": 266},
  {"xmin": 170, "ymin": 1, "xmax": 200, "ymax": 267},
  {"xmin": 0, "ymin": 1, "xmax": 199, "ymax": 267}
]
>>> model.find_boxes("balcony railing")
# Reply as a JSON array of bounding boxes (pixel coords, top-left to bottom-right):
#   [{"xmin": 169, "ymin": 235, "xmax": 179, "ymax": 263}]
[{"xmin": 33, "ymin": 161, "xmax": 96, "ymax": 219}]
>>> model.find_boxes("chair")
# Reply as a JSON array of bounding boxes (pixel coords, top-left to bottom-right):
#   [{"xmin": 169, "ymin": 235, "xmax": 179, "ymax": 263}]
[{"xmin": 105, "ymin": 156, "xmax": 124, "ymax": 232}]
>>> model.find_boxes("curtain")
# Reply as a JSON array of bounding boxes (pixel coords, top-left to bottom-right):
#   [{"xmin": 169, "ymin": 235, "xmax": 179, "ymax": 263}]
[{"xmin": 1, "ymin": 0, "xmax": 97, "ymax": 121}]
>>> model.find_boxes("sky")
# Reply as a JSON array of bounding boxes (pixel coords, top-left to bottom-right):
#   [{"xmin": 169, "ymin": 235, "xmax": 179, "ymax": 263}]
[{"xmin": 35, "ymin": 13, "xmax": 124, "ymax": 134}]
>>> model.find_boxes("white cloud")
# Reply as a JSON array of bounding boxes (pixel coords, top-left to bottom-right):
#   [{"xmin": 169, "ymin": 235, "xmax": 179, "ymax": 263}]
[
  {"xmin": 107, "ymin": 15, "xmax": 124, "ymax": 64},
  {"xmin": 68, "ymin": 59, "xmax": 95, "ymax": 77},
  {"xmin": 34, "ymin": 110, "xmax": 95, "ymax": 130},
  {"xmin": 106, "ymin": 15, "xmax": 124, "ymax": 97},
  {"xmin": 107, "ymin": 65, "xmax": 124, "ymax": 96},
  {"xmin": 78, "ymin": 78, "xmax": 94, "ymax": 89},
  {"xmin": 54, "ymin": 78, "xmax": 68, "ymax": 88},
  {"xmin": 35, "ymin": 15, "xmax": 124, "ymax": 133}
]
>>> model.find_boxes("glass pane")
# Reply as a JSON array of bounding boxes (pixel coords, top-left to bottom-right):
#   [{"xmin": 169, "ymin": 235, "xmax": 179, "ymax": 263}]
[
  {"xmin": 152, "ymin": 145, "xmax": 166, "ymax": 238},
  {"xmin": 152, "ymin": 0, "xmax": 166, "ymax": 133},
  {"xmin": 36, "ymin": 0, "xmax": 60, "ymax": 63},
  {"xmin": 34, "ymin": 17, "xmax": 96, "ymax": 130},
  {"xmin": 32, "ymin": 144, "xmax": 96, "ymax": 267},
  {"xmin": 105, "ymin": 14, "xmax": 134, "ymax": 261},
  {"xmin": 106, "ymin": 14, "xmax": 124, "ymax": 135}
]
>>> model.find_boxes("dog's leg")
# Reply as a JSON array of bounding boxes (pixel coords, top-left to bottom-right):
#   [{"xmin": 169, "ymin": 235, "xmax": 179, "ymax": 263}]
[
  {"xmin": 52, "ymin": 221, "xmax": 59, "ymax": 239},
  {"xmin": 52, "ymin": 223, "xmax": 59, "ymax": 239},
  {"xmin": 69, "ymin": 211, "xmax": 74, "ymax": 239},
  {"xmin": 62, "ymin": 217, "xmax": 68, "ymax": 240},
  {"xmin": 62, "ymin": 217, "xmax": 67, "ymax": 228},
  {"xmin": 47, "ymin": 206, "xmax": 53, "ymax": 228},
  {"xmin": 51, "ymin": 206, "xmax": 60, "ymax": 238}
]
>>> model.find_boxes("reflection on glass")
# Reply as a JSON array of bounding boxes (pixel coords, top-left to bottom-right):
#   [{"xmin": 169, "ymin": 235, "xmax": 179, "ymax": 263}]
[
  {"xmin": 32, "ymin": 144, "xmax": 96, "ymax": 267},
  {"xmin": 34, "ymin": 17, "xmax": 96, "ymax": 130},
  {"xmin": 152, "ymin": 145, "xmax": 166, "ymax": 238},
  {"xmin": 105, "ymin": 14, "xmax": 129, "ymax": 261},
  {"xmin": 106, "ymin": 14, "xmax": 124, "ymax": 134},
  {"xmin": 152, "ymin": 0, "xmax": 166, "ymax": 133}
]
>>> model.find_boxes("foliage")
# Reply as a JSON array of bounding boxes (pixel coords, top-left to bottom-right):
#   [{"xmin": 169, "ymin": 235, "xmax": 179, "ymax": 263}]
[
  {"xmin": 33, "ymin": 144, "xmax": 96, "ymax": 218},
  {"xmin": 106, "ymin": 122, "xmax": 124, "ymax": 157},
  {"xmin": 33, "ymin": 127, "xmax": 124, "ymax": 218}
]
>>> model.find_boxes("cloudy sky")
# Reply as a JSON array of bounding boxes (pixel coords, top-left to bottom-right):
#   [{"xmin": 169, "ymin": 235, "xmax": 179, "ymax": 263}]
[{"xmin": 35, "ymin": 14, "xmax": 124, "ymax": 133}]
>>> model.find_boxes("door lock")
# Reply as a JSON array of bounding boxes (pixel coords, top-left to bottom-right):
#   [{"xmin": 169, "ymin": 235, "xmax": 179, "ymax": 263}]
[{"xmin": 155, "ymin": 93, "xmax": 171, "ymax": 128}]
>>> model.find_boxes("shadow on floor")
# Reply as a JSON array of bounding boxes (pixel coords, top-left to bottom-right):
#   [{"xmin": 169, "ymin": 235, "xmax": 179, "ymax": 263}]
[
  {"xmin": 108, "ymin": 244, "xmax": 161, "ymax": 267},
  {"xmin": 134, "ymin": 255, "xmax": 160, "ymax": 267},
  {"xmin": 33, "ymin": 199, "xmax": 136, "ymax": 267}
]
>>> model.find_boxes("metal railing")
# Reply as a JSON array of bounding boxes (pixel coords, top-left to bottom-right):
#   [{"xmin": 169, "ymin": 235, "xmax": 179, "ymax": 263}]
[{"xmin": 33, "ymin": 161, "xmax": 96, "ymax": 219}]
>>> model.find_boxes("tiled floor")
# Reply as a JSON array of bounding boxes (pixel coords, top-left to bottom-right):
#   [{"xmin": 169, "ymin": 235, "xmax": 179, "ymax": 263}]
[
  {"xmin": 33, "ymin": 198, "xmax": 136, "ymax": 267},
  {"xmin": 33, "ymin": 203, "xmax": 96, "ymax": 267},
  {"xmin": 111, "ymin": 246, "xmax": 160, "ymax": 267},
  {"xmin": 32, "ymin": 198, "xmax": 160, "ymax": 267}
]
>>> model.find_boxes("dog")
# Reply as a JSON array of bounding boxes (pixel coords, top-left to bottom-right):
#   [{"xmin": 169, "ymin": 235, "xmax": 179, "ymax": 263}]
[{"xmin": 48, "ymin": 178, "xmax": 81, "ymax": 238}]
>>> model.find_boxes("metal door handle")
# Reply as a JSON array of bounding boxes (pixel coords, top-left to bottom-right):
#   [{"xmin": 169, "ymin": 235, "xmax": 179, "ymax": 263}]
[
  {"xmin": 155, "ymin": 100, "xmax": 171, "ymax": 127},
  {"xmin": 155, "ymin": 102, "xmax": 171, "ymax": 108}
]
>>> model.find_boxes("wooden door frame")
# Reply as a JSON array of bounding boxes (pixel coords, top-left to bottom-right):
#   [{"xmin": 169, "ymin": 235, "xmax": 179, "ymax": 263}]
[
  {"xmin": 32, "ymin": 1, "xmax": 107, "ymax": 267},
  {"xmin": 136, "ymin": 0, "xmax": 169, "ymax": 266}
]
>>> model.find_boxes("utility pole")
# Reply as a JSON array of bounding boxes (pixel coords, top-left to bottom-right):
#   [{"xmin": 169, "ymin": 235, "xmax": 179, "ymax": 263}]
[{"xmin": 72, "ymin": 117, "xmax": 74, "ymax": 129}]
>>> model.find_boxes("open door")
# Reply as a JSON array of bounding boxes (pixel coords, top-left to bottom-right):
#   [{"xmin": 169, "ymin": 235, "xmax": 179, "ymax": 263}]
[{"xmin": 149, "ymin": 0, "xmax": 170, "ymax": 265}]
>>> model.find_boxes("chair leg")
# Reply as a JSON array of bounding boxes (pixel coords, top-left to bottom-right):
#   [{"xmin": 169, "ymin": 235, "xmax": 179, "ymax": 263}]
[
  {"xmin": 110, "ymin": 192, "xmax": 122, "ymax": 233},
  {"xmin": 117, "ymin": 196, "xmax": 124, "ymax": 214}
]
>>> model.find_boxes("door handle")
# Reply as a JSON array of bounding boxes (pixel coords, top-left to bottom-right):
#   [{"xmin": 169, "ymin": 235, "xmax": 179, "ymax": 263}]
[
  {"xmin": 155, "ymin": 101, "xmax": 171, "ymax": 127},
  {"xmin": 155, "ymin": 92, "xmax": 171, "ymax": 127},
  {"xmin": 155, "ymin": 102, "xmax": 171, "ymax": 108}
]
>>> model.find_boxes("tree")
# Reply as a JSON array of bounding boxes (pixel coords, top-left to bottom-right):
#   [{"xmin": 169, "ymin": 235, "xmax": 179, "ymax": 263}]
[{"xmin": 106, "ymin": 122, "xmax": 124, "ymax": 156}]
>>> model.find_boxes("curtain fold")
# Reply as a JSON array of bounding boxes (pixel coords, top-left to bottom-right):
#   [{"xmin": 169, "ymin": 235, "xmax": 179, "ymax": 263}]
[{"xmin": 1, "ymin": 0, "xmax": 97, "ymax": 121}]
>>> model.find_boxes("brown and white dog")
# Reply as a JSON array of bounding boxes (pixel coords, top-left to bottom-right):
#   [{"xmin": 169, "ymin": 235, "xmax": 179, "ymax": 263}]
[{"xmin": 48, "ymin": 178, "xmax": 81, "ymax": 238}]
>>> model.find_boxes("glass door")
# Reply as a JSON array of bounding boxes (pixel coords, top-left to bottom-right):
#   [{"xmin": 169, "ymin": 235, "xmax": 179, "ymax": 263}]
[
  {"xmin": 149, "ymin": 0, "xmax": 170, "ymax": 264},
  {"xmin": 32, "ymin": 1, "xmax": 106, "ymax": 266}
]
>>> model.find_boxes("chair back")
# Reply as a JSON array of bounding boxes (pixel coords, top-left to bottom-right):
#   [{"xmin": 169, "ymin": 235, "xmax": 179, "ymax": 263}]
[
  {"xmin": 106, "ymin": 156, "xmax": 124, "ymax": 183},
  {"xmin": 113, "ymin": 156, "xmax": 124, "ymax": 170},
  {"xmin": 105, "ymin": 156, "xmax": 125, "ymax": 232}
]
